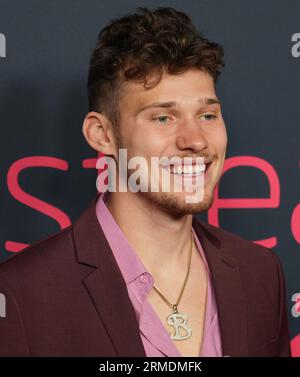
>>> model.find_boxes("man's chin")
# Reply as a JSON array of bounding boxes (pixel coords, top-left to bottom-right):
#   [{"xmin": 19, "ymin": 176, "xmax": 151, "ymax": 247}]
[{"xmin": 139, "ymin": 191, "xmax": 214, "ymax": 216}]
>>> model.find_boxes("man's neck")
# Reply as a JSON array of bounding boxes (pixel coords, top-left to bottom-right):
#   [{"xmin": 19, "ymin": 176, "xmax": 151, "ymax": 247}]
[{"xmin": 105, "ymin": 191, "xmax": 194, "ymax": 276}]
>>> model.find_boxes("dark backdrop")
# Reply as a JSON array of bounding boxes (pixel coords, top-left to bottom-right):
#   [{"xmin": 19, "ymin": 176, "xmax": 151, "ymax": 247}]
[{"xmin": 0, "ymin": 0, "xmax": 299, "ymax": 356}]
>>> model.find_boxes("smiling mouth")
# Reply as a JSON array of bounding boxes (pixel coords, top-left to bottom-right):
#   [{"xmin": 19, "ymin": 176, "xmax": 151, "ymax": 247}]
[{"xmin": 162, "ymin": 161, "xmax": 213, "ymax": 176}]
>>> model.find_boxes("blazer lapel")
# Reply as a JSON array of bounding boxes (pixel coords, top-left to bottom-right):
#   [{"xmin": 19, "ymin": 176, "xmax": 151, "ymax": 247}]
[
  {"xmin": 72, "ymin": 193, "xmax": 146, "ymax": 357},
  {"xmin": 192, "ymin": 217, "xmax": 249, "ymax": 356}
]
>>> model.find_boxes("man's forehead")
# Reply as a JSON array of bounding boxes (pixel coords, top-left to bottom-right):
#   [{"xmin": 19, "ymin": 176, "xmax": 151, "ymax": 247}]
[{"xmin": 119, "ymin": 70, "xmax": 217, "ymax": 109}]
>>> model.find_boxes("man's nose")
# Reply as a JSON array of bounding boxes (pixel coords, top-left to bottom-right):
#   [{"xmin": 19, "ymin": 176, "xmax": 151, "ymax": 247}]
[{"xmin": 175, "ymin": 123, "xmax": 209, "ymax": 152}]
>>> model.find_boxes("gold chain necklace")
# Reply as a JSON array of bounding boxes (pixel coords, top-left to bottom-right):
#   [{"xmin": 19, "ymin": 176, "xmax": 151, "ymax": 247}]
[{"xmin": 152, "ymin": 231, "xmax": 193, "ymax": 341}]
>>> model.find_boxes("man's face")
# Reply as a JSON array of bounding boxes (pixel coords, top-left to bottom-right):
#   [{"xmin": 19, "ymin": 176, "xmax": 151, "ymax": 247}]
[{"xmin": 114, "ymin": 68, "xmax": 227, "ymax": 215}]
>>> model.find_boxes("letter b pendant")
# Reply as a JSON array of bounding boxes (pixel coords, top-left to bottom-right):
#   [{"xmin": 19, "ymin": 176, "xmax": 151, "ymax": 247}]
[{"xmin": 166, "ymin": 305, "xmax": 192, "ymax": 340}]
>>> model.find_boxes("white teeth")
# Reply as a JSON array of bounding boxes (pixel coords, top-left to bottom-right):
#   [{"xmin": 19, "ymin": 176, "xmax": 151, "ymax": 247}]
[
  {"xmin": 167, "ymin": 164, "xmax": 206, "ymax": 175},
  {"xmin": 182, "ymin": 166, "xmax": 189, "ymax": 174}
]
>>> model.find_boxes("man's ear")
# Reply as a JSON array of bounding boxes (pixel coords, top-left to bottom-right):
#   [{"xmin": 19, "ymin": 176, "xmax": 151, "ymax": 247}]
[{"xmin": 82, "ymin": 111, "xmax": 118, "ymax": 157}]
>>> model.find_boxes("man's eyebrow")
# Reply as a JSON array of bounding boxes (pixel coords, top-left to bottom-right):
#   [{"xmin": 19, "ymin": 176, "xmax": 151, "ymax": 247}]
[{"xmin": 137, "ymin": 97, "xmax": 221, "ymax": 114}]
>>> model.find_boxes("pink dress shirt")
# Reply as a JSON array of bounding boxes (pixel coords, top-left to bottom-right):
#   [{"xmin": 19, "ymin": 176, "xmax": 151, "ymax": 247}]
[{"xmin": 95, "ymin": 191, "xmax": 223, "ymax": 356}]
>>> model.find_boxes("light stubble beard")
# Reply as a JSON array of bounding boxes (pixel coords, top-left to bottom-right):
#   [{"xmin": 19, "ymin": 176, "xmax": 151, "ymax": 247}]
[{"xmin": 136, "ymin": 188, "xmax": 215, "ymax": 217}]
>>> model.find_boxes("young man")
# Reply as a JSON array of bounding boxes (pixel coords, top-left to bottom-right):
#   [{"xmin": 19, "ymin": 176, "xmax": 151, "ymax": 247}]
[{"xmin": 0, "ymin": 7, "xmax": 291, "ymax": 357}]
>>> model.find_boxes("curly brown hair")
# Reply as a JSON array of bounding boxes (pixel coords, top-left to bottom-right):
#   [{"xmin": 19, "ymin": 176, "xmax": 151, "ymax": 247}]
[{"xmin": 87, "ymin": 6, "xmax": 225, "ymax": 128}]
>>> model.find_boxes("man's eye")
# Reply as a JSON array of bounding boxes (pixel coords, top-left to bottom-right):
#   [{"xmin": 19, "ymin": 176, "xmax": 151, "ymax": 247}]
[
  {"xmin": 151, "ymin": 113, "xmax": 217, "ymax": 124},
  {"xmin": 152, "ymin": 115, "xmax": 170, "ymax": 124},
  {"xmin": 200, "ymin": 113, "xmax": 217, "ymax": 121}
]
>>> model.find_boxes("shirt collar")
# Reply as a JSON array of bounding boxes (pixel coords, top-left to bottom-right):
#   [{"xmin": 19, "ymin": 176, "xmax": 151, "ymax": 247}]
[{"xmin": 95, "ymin": 190, "xmax": 150, "ymax": 285}]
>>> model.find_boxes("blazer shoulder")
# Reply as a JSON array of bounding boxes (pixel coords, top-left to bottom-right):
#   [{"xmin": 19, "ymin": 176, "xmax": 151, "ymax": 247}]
[{"xmin": 0, "ymin": 225, "xmax": 74, "ymax": 280}]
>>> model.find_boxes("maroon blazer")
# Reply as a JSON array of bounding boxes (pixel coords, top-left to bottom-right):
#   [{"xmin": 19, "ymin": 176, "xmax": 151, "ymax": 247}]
[{"xmin": 0, "ymin": 193, "xmax": 291, "ymax": 357}]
